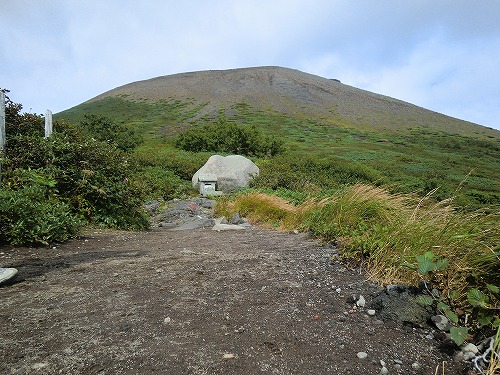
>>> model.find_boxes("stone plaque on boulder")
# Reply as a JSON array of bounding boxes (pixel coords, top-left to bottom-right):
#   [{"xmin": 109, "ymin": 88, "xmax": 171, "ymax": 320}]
[{"xmin": 192, "ymin": 155, "xmax": 259, "ymax": 194}]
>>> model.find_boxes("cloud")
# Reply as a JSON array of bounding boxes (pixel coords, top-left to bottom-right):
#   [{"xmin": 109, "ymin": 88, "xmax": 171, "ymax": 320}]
[{"xmin": 1, "ymin": 0, "xmax": 499, "ymax": 129}]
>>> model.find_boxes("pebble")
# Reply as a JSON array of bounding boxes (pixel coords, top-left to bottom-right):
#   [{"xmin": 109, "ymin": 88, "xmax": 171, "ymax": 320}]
[
  {"xmin": 356, "ymin": 352, "xmax": 368, "ymax": 359},
  {"xmin": 394, "ymin": 364, "xmax": 401, "ymax": 370},
  {"xmin": 356, "ymin": 295, "xmax": 366, "ymax": 307},
  {"xmin": 379, "ymin": 367, "xmax": 389, "ymax": 375},
  {"xmin": 394, "ymin": 359, "xmax": 403, "ymax": 365},
  {"xmin": 223, "ymin": 353, "xmax": 236, "ymax": 359},
  {"xmin": 412, "ymin": 362, "xmax": 421, "ymax": 369},
  {"xmin": 163, "ymin": 317, "xmax": 172, "ymax": 324},
  {"xmin": 431, "ymin": 315, "xmax": 451, "ymax": 331},
  {"xmin": 367, "ymin": 309, "xmax": 376, "ymax": 316}
]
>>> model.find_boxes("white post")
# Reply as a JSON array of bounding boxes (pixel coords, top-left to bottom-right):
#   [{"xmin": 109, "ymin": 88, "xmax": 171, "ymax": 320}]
[
  {"xmin": 0, "ymin": 91, "xmax": 5, "ymax": 183},
  {"xmin": 44, "ymin": 109, "xmax": 53, "ymax": 138}
]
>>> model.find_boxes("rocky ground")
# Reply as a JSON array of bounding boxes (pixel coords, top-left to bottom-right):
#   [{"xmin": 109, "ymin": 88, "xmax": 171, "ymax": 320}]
[{"xmin": 0, "ymin": 199, "xmax": 474, "ymax": 374}]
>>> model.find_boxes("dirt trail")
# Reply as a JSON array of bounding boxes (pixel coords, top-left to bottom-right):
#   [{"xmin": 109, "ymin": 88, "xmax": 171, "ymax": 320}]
[{"xmin": 0, "ymin": 226, "xmax": 467, "ymax": 374}]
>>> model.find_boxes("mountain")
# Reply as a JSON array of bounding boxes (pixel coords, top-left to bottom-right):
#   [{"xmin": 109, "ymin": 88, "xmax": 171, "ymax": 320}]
[
  {"xmin": 60, "ymin": 66, "xmax": 498, "ymax": 138},
  {"xmin": 56, "ymin": 66, "xmax": 499, "ymax": 209}
]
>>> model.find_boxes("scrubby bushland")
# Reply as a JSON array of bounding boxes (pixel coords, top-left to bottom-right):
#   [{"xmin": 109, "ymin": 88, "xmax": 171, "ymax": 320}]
[
  {"xmin": 251, "ymin": 152, "xmax": 384, "ymax": 192},
  {"xmin": 0, "ymin": 95, "xmax": 149, "ymax": 245},
  {"xmin": 0, "ymin": 170, "xmax": 81, "ymax": 245},
  {"xmin": 79, "ymin": 114, "xmax": 143, "ymax": 152},
  {"xmin": 174, "ymin": 114, "xmax": 284, "ymax": 157}
]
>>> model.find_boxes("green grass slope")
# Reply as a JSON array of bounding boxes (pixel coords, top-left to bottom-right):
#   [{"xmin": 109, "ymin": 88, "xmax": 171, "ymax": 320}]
[{"xmin": 55, "ymin": 67, "xmax": 500, "ymax": 209}]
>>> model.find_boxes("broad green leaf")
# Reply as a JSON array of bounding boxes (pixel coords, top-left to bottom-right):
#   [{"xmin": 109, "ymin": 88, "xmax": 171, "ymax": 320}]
[
  {"xmin": 477, "ymin": 313, "xmax": 493, "ymax": 327},
  {"xmin": 418, "ymin": 259, "xmax": 436, "ymax": 275},
  {"xmin": 493, "ymin": 318, "xmax": 500, "ymax": 328},
  {"xmin": 449, "ymin": 290, "xmax": 459, "ymax": 300},
  {"xmin": 435, "ymin": 258, "xmax": 449, "ymax": 271},
  {"xmin": 424, "ymin": 251, "xmax": 435, "ymax": 260},
  {"xmin": 415, "ymin": 295, "xmax": 434, "ymax": 306},
  {"xmin": 486, "ymin": 284, "xmax": 499, "ymax": 294},
  {"xmin": 450, "ymin": 326, "xmax": 468, "ymax": 346},
  {"xmin": 444, "ymin": 310, "xmax": 459, "ymax": 324},
  {"xmin": 437, "ymin": 301, "xmax": 449, "ymax": 312},
  {"xmin": 467, "ymin": 289, "xmax": 489, "ymax": 308}
]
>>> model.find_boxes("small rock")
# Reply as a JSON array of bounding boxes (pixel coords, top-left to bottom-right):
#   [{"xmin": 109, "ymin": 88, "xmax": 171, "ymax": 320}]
[
  {"xmin": 356, "ymin": 295, "xmax": 366, "ymax": 307},
  {"xmin": 461, "ymin": 343, "xmax": 478, "ymax": 355},
  {"xmin": 379, "ymin": 367, "xmax": 389, "ymax": 375},
  {"xmin": 163, "ymin": 317, "xmax": 172, "ymax": 324},
  {"xmin": 394, "ymin": 359, "xmax": 403, "ymax": 365},
  {"xmin": 367, "ymin": 309, "xmax": 376, "ymax": 316},
  {"xmin": 229, "ymin": 212, "xmax": 242, "ymax": 224},
  {"xmin": 357, "ymin": 352, "xmax": 368, "ymax": 359},
  {"xmin": 412, "ymin": 362, "xmax": 421, "ymax": 369},
  {"xmin": 373, "ymin": 319, "xmax": 384, "ymax": 326},
  {"xmin": 394, "ymin": 364, "xmax": 401, "ymax": 370},
  {"xmin": 335, "ymin": 288, "xmax": 342, "ymax": 294},
  {"xmin": 454, "ymin": 351, "xmax": 465, "ymax": 362},
  {"xmin": 380, "ymin": 360, "xmax": 386, "ymax": 367},
  {"xmin": 431, "ymin": 315, "xmax": 451, "ymax": 331},
  {"xmin": 223, "ymin": 353, "xmax": 236, "ymax": 359}
]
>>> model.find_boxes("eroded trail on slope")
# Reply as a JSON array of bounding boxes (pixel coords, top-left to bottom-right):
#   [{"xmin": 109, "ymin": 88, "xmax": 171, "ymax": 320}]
[{"xmin": 0, "ymin": 227, "xmax": 467, "ymax": 374}]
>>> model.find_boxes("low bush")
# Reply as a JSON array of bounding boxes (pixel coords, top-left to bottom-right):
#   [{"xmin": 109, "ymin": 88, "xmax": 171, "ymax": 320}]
[
  {"xmin": 133, "ymin": 166, "xmax": 194, "ymax": 200},
  {"xmin": 79, "ymin": 114, "xmax": 143, "ymax": 152},
  {"xmin": 174, "ymin": 114, "xmax": 284, "ymax": 157},
  {"xmin": 0, "ymin": 170, "xmax": 81, "ymax": 245},
  {"xmin": 0, "ymin": 95, "xmax": 149, "ymax": 244}
]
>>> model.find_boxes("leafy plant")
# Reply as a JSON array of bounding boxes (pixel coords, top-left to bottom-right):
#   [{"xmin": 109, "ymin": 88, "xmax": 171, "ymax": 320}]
[
  {"xmin": 0, "ymin": 170, "xmax": 81, "ymax": 245},
  {"xmin": 79, "ymin": 114, "xmax": 143, "ymax": 152},
  {"xmin": 175, "ymin": 114, "xmax": 284, "ymax": 157},
  {"xmin": 406, "ymin": 251, "xmax": 499, "ymax": 346}
]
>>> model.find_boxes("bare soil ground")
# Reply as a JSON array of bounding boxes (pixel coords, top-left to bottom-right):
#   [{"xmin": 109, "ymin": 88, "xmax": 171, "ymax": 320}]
[{"xmin": 1, "ymin": 226, "xmax": 468, "ymax": 374}]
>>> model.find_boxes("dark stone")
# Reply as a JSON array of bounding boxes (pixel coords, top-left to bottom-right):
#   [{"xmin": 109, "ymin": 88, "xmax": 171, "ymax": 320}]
[
  {"xmin": 370, "ymin": 284, "xmax": 434, "ymax": 327},
  {"xmin": 230, "ymin": 212, "xmax": 242, "ymax": 225}
]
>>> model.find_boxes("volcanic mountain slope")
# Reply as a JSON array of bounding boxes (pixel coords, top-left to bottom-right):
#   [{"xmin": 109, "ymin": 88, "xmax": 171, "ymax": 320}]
[{"xmin": 75, "ymin": 66, "xmax": 497, "ymax": 138}]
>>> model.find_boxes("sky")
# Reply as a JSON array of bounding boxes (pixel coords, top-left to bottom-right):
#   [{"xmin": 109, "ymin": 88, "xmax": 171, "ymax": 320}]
[{"xmin": 1, "ymin": 0, "xmax": 500, "ymax": 130}]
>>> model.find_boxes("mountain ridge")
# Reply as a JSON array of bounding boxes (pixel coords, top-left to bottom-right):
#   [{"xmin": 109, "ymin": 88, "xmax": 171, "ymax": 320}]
[{"xmin": 76, "ymin": 66, "xmax": 498, "ymax": 138}]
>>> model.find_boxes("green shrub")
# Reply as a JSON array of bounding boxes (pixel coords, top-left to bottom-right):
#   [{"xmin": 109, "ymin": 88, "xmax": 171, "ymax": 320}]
[
  {"xmin": 134, "ymin": 166, "xmax": 193, "ymax": 200},
  {"xmin": 79, "ymin": 114, "xmax": 143, "ymax": 152},
  {"xmin": 174, "ymin": 114, "xmax": 284, "ymax": 157},
  {"xmin": 1, "ymin": 96, "xmax": 150, "ymax": 236},
  {"xmin": 0, "ymin": 170, "xmax": 81, "ymax": 245}
]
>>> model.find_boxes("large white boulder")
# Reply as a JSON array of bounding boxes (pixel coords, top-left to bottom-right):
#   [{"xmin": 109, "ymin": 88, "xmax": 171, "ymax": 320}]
[{"xmin": 192, "ymin": 155, "xmax": 259, "ymax": 193}]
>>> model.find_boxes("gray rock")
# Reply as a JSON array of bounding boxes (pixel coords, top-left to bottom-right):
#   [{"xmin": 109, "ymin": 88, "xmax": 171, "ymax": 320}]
[
  {"xmin": 229, "ymin": 212, "xmax": 242, "ymax": 224},
  {"xmin": 356, "ymin": 295, "xmax": 366, "ymax": 307},
  {"xmin": 379, "ymin": 367, "xmax": 389, "ymax": 375},
  {"xmin": 143, "ymin": 200, "xmax": 161, "ymax": 213},
  {"xmin": 212, "ymin": 223, "xmax": 247, "ymax": 231},
  {"xmin": 431, "ymin": 315, "xmax": 451, "ymax": 331},
  {"xmin": 192, "ymin": 155, "xmax": 259, "ymax": 193},
  {"xmin": 461, "ymin": 343, "xmax": 479, "ymax": 360},
  {"xmin": 356, "ymin": 352, "xmax": 368, "ymax": 359},
  {"xmin": 367, "ymin": 309, "xmax": 376, "ymax": 316},
  {"xmin": 370, "ymin": 285, "xmax": 434, "ymax": 327}
]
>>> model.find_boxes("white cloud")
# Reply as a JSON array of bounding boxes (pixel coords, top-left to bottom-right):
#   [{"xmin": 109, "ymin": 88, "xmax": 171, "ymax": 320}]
[{"xmin": 1, "ymin": 0, "xmax": 499, "ymax": 129}]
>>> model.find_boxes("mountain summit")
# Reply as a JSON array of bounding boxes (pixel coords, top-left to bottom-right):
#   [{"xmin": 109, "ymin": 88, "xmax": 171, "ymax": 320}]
[{"xmin": 82, "ymin": 66, "xmax": 496, "ymax": 137}]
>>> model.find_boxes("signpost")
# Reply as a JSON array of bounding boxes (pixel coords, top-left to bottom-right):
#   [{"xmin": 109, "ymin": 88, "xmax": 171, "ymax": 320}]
[
  {"xmin": 45, "ymin": 109, "xmax": 53, "ymax": 138},
  {"xmin": 0, "ymin": 91, "xmax": 5, "ymax": 183}
]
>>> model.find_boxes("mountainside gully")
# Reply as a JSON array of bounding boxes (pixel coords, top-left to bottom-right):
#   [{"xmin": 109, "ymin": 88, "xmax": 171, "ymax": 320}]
[{"xmin": 1, "ymin": 217, "xmax": 470, "ymax": 374}]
